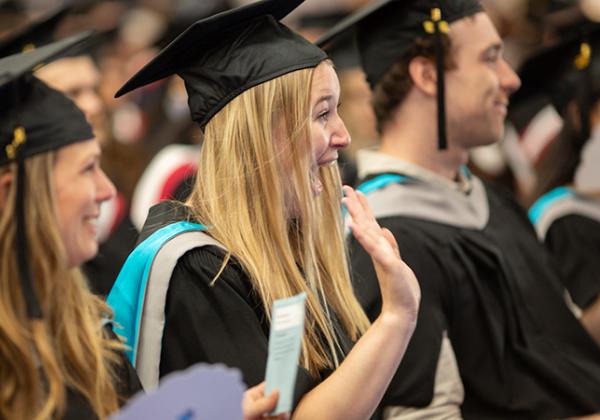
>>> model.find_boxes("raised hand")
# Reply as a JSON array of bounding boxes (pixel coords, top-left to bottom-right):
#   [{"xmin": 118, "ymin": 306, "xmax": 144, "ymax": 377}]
[{"xmin": 343, "ymin": 186, "xmax": 420, "ymax": 322}]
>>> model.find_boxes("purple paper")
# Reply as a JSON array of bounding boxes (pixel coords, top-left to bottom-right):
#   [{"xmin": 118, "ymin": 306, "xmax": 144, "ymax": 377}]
[{"xmin": 112, "ymin": 364, "xmax": 245, "ymax": 420}]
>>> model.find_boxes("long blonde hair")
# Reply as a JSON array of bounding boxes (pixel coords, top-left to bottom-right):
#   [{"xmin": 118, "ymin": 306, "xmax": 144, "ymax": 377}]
[
  {"xmin": 187, "ymin": 62, "xmax": 370, "ymax": 377},
  {"xmin": 0, "ymin": 153, "xmax": 124, "ymax": 419}
]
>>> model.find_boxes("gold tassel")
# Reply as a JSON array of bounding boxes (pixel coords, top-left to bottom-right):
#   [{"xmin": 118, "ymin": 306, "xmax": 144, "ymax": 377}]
[
  {"xmin": 575, "ymin": 42, "xmax": 591, "ymax": 70},
  {"xmin": 5, "ymin": 126, "xmax": 27, "ymax": 160},
  {"xmin": 423, "ymin": 8, "xmax": 449, "ymax": 35}
]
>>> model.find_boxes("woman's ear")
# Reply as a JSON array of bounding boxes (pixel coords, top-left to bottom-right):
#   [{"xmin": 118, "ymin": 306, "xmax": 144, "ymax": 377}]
[
  {"xmin": 408, "ymin": 56, "xmax": 438, "ymax": 97},
  {"xmin": 0, "ymin": 172, "xmax": 13, "ymax": 211}
]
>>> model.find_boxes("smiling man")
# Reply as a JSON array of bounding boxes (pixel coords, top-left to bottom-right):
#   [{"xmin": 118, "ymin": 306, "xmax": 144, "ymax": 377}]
[{"xmin": 319, "ymin": 0, "xmax": 600, "ymax": 418}]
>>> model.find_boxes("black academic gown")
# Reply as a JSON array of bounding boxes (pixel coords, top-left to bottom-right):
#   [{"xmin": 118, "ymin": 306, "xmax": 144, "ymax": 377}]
[
  {"xmin": 350, "ymin": 173, "xmax": 600, "ymax": 419},
  {"xmin": 62, "ymin": 327, "xmax": 142, "ymax": 419},
  {"xmin": 545, "ymin": 213, "xmax": 600, "ymax": 309},
  {"xmin": 138, "ymin": 201, "xmax": 354, "ymax": 411},
  {"xmin": 84, "ymin": 215, "xmax": 137, "ymax": 296}
]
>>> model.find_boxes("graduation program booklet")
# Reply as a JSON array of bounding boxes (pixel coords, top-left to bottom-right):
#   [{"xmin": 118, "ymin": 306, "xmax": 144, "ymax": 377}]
[{"xmin": 265, "ymin": 292, "xmax": 307, "ymax": 415}]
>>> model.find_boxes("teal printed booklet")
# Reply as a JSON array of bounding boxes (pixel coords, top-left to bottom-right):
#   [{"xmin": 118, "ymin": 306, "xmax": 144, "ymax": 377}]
[{"xmin": 265, "ymin": 292, "xmax": 307, "ymax": 415}]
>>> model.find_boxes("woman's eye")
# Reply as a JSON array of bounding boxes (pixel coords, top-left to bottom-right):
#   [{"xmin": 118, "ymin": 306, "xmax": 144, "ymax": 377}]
[
  {"xmin": 84, "ymin": 162, "xmax": 97, "ymax": 173},
  {"xmin": 318, "ymin": 110, "xmax": 330, "ymax": 122}
]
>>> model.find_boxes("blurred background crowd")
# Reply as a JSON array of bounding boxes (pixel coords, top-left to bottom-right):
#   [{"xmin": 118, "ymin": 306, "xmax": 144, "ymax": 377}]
[{"xmin": 2, "ymin": 0, "xmax": 599, "ymax": 294}]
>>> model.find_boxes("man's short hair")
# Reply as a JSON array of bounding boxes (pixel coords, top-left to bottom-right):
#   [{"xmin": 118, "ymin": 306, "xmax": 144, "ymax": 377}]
[{"xmin": 372, "ymin": 34, "xmax": 455, "ymax": 134}]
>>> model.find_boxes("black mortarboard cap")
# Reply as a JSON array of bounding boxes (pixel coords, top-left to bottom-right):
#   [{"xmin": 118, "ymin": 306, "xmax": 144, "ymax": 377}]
[
  {"xmin": 317, "ymin": 0, "xmax": 483, "ymax": 150},
  {"xmin": 115, "ymin": 0, "xmax": 327, "ymax": 128},
  {"xmin": 298, "ymin": 12, "xmax": 361, "ymax": 70},
  {"xmin": 0, "ymin": 32, "xmax": 95, "ymax": 319},
  {"xmin": 0, "ymin": 5, "xmax": 70, "ymax": 58},
  {"xmin": 0, "ymin": 0, "xmax": 26, "ymax": 12},
  {"xmin": 512, "ymin": 24, "xmax": 600, "ymax": 142},
  {"xmin": 0, "ymin": 31, "xmax": 92, "ymax": 89}
]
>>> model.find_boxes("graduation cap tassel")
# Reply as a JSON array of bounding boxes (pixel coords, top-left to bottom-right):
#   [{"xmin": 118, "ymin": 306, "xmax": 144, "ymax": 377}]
[
  {"xmin": 434, "ymin": 26, "xmax": 447, "ymax": 150},
  {"xmin": 9, "ymin": 81, "xmax": 43, "ymax": 319},
  {"xmin": 574, "ymin": 40, "xmax": 592, "ymax": 147},
  {"xmin": 424, "ymin": 7, "xmax": 449, "ymax": 150},
  {"xmin": 16, "ymin": 150, "xmax": 42, "ymax": 319}
]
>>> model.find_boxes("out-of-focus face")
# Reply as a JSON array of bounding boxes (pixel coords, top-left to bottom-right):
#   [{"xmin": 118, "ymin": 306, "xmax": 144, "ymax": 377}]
[
  {"xmin": 338, "ymin": 69, "xmax": 377, "ymax": 158},
  {"xmin": 308, "ymin": 62, "xmax": 351, "ymax": 195},
  {"xmin": 53, "ymin": 138, "xmax": 115, "ymax": 268},
  {"xmin": 445, "ymin": 12, "xmax": 521, "ymax": 149},
  {"xmin": 36, "ymin": 56, "xmax": 108, "ymax": 144}
]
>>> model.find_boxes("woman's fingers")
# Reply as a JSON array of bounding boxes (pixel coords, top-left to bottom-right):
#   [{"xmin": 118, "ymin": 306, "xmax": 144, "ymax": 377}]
[
  {"xmin": 356, "ymin": 190, "xmax": 376, "ymax": 221},
  {"xmin": 381, "ymin": 228, "xmax": 401, "ymax": 259},
  {"xmin": 242, "ymin": 383, "xmax": 283, "ymax": 420},
  {"xmin": 344, "ymin": 186, "xmax": 396, "ymax": 261},
  {"xmin": 344, "ymin": 185, "xmax": 420, "ymax": 319},
  {"xmin": 343, "ymin": 187, "xmax": 367, "ymax": 224},
  {"xmin": 343, "ymin": 186, "xmax": 376, "ymax": 223}
]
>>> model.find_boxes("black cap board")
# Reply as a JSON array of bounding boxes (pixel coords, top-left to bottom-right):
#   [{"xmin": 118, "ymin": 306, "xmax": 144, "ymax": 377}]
[
  {"xmin": 115, "ymin": 0, "xmax": 327, "ymax": 128},
  {"xmin": 513, "ymin": 24, "xmax": 600, "ymax": 114},
  {"xmin": 316, "ymin": 0, "xmax": 483, "ymax": 149},
  {"xmin": 317, "ymin": 0, "xmax": 483, "ymax": 88},
  {"xmin": 0, "ymin": 5, "xmax": 70, "ymax": 58},
  {"xmin": 298, "ymin": 11, "xmax": 361, "ymax": 71},
  {"xmin": 0, "ymin": 31, "xmax": 92, "ymax": 88},
  {"xmin": 0, "ymin": 32, "xmax": 95, "ymax": 319}
]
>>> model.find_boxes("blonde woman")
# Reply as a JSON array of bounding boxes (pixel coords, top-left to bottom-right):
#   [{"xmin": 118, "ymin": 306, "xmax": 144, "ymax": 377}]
[
  {"xmin": 0, "ymin": 37, "xmax": 285, "ymax": 420},
  {"xmin": 109, "ymin": 1, "xmax": 420, "ymax": 419},
  {"xmin": 0, "ymin": 37, "xmax": 142, "ymax": 419}
]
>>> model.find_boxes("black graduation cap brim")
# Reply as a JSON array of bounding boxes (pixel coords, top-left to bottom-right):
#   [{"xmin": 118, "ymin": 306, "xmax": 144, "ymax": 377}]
[
  {"xmin": 0, "ymin": 31, "xmax": 93, "ymax": 88},
  {"xmin": 116, "ymin": 0, "xmax": 306, "ymax": 98},
  {"xmin": 48, "ymin": 29, "xmax": 115, "ymax": 62},
  {"xmin": 1, "ymin": 32, "xmax": 96, "ymax": 166},
  {"xmin": 298, "ymin": 11, "xmax": 349, "ymax": 31},
  {"xmin": 316, "ymin": 0, "xmax": 389, "ymax": 48},
  {"xmin": 0, "ymin": 76, "xmax": 95, "ymax": 166},
  {"xmin": 0, "ymin": 0, "xmax": 26, "ymax": 12},
  {"xmin": 297, "ymin": 11, "xmax": 363, "ymax": 69},
  {"xmin": 328, "ymin": 35, "xmax": 361, "ymax": 70},
  {"xmin": 0, "ymin": 5, "xmax": 71, "ymax": 58},
  {"xmin": 157, "ymin": 2, "xmax": 231, "ymax": 49},
  {"xmin": 317, "ymin": 0, "xmax": 484, "ymax": 47},
  {"xmin": 115, "ymin": 0, "xmax": 327, "ymax": 128},
  {"xmin": 316, "ymin": 0, "xmax": 483, "ymax": 88}
]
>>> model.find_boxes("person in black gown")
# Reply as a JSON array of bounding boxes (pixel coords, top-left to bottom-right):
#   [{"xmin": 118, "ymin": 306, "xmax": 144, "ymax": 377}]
[
  {"xmin": 0, "ymin": 35, "xmax": 141, "ymax": 419},
  {"xmin": 318, "ymin": 0, "xmax": 600, "ymax": 418},
  {"xmin": 526, "ymin": 25, "xmax": 600, "ymax": 345},
  {"xmin": 0, "ymin": 6, "xmax": 139, "ymax": 298},
  {"xmin": 109, "ymin": 0, "xmax": 421, "ymax": 419}
]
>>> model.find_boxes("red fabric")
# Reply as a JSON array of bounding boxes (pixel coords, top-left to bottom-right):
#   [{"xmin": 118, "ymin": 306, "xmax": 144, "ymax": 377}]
[
  {"xmin": 110, "ymin": 192, "xmax": 128, "ymax": 235},
  {"xmin": 159, "ymin": 163, "xmax": 197, "ymax": 200}
]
